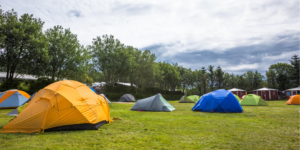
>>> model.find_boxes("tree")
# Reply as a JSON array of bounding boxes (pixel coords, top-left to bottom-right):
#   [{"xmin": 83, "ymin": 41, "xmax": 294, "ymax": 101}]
[
  {"xmin": 136, "ymin": 50, "xmax": 156, "ymax": 89},
  {"xmin": 44, "ymin": 25, "xmax": 86, "ymax": 81},
  {"xmin": 253, "ymin": 71, "xmax": 264, "ymax": 89},
  {"xmin": 201, "ymin": 67, "xmax": 207, "ymax": 94},
  {"xmin": 236, "ymin": 75, "xmax": 246, "ymax": 90},
  {"xmin": 230, "ymin": 73, "xmax": 236, "ymax": 88},
  {"xmin": 266, "ymin": 69, "xmax": 276, "ymax": 88},
  {"xmin": 0, "ymin": 9, "xmax": 47, "ymax": 79},
  {"xmin": 195, "ymin": 69, "xmax": 203, "ymax": 95},
  {"xmin": 276, "ymin": 73, "xmax": 288, "ymax": 91},
  {"xmin": 289, "ymin": 55, "xmax": 300, "ymax": 87},
  {"xmin": 269, "ymin": 63, "xmax": 292, "ymax": 75},
  {"xmin": 269, "ymin": 63, "xmax": 293, "ymax": 89},
  {"xmin": 207, "ymin": 65, "xmax": 215, "ymax": 91},
  {"xmin": 222, "ymin": 72, "xmax": 231, "ymax": 90},
  {"xmin": 215, "ymin": 66, "xmax": 224, "ymax": 89},
  {"xmin": 89, "ymin": 34, "xmax": 129, "ymax": 84}
]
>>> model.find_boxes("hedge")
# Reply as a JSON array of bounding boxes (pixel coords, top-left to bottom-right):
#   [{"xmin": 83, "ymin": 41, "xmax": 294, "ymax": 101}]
[{"xmin": 104, "ymin": 92, "xmax": 182, "ymax": 102}]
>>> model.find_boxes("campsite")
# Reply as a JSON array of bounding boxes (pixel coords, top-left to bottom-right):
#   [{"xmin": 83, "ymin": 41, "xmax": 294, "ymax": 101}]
[
  {"xmin": 0, "ymin": 100, "xmax": 298, "ymax": 149},
  {"xmin": 0, "ymin": 1, "xmax": 300, "ymax": 150}
]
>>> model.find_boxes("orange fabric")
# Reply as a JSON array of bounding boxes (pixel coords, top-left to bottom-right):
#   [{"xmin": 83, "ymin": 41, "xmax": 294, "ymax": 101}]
[
  {"xmin": 0, "ymin": 90, "xmax": 17, "ymax": 104},
  {"xmin": 17, "ymin": 90, "xmax": 30, "ymax": 99},
  {"xmin": 0, "ymin": 90, "xmax": 30, "ymax": 105},
  {"xmin": 286, "ymin": 95, "xmax": 300, "ymax": 105},
  {"xmin": 1, "ymin": 80, "xmax": 113, "ymax": 133}
]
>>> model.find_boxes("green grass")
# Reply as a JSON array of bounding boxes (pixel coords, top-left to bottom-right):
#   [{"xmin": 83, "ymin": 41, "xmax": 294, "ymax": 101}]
[{"xmin": 0, "ymin": 101, "xmax": 299, "ymax": 150}]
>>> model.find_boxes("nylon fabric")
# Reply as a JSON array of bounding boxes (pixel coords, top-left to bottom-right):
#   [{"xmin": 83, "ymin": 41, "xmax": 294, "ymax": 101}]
[
  {"xmin": 1, "ymin": 80, "xmax": 113, "ymax": 133},
  {"xmin": 130, "ymin": 94, "xmax": 175, "ymax": 112},
  {"xmin": 240, "ymin": 94, "xmax": 268, "ymax": 106},
  {"xmin": 186, "ymin": 95, "xmax": 200, "ymax": 102},
  {"xmin": 178, "ymin": 96, "xmax": 195, "ymax": 103},
  {"xmin": 0, "ymin": 91, "xmax": 17, "ymax": 104},
  {"xmin": 192, "ymin": 89, "xmax": 243, "ymax": 113},
  {"xmin": 286, "ymin": 95, "xmax": 300, "ymax": 105},
  {"xmin": 0, "ymin": 92, "xmax": 29, "ymax": 108},
  {"xmin": 100, "ymin": 94, "xmax": 111, "ymax": 103},
  {"xmin": 119, "ymin": 94, "xmax": 135, "ymax": 102},
  {"xmin": 160, "ymin": 96, "xmax": 175, "ymax": 111},
  {"xmin": 233, "ymin": 94, "xmax": 241, "ymax": 102}
]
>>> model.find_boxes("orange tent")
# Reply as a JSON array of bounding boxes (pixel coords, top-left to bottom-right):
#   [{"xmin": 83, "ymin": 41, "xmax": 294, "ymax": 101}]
[
  {"xmin": 1, "ymin": 80, "xmax": 113, "ymax": 133},
  {"xmin": 286, "ymin": 95, "xmax": 300, "ymax": 105}
]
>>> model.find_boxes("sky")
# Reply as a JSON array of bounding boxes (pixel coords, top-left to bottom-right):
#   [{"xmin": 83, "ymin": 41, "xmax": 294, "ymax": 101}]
[{"xmin": 1, "ymin": 0, "xmax": 299, "ymax": 75}]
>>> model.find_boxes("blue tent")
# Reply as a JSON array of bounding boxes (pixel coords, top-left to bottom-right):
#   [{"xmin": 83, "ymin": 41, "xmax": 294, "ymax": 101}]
[
  {"xmin": 192, "ymin": 89, "xmax": 243, "ymax": 113},
  {"xmin": 0, "ymin": 90, "xmax": 29, "ymax": 108},
  {"xmin": 90, "ymin": 87, "xmax": 96, "ymax": 93}
]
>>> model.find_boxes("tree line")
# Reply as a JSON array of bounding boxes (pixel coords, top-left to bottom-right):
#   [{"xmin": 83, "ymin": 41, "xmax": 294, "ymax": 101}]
[{"xmin": 0, "ymin": 8, "xmax": 299, "ymax": 95}]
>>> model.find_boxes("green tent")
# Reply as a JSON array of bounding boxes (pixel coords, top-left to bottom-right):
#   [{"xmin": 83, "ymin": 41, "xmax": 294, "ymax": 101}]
[
  {"xmin": 240, "ymin": 94, "xmax": 269, "ymax": 106},
  {"xmin": 187, "ymin": 95, "xmax": 200, "ymax": 102},
  {"xmin": 178, "ymin": 96, "xmax": 195, "ymax": 103},
  {"xmin": 233, "ymin": 94, "xmax": 241, "ymax": 102}
]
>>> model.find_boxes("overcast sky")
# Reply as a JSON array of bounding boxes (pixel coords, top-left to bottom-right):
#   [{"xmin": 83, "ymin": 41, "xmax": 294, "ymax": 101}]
[{"xmin": 2, "ymin": 0, "xmax": 299, "ymax": 75}]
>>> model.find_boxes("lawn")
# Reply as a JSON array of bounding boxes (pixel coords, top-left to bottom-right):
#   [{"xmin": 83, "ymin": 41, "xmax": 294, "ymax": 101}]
[{"xmin": 0, "ymin": 101, "xmax": 299, "ymax": 150}]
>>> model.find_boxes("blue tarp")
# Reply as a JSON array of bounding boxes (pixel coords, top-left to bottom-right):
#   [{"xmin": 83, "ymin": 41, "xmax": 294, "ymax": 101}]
[
  {"xmin": 192, "ymin": 89, "xmax": 243, "ymax": 113},
  {"xmin": 90, "ymin": 87, "xmax": 96, "ymax": 93}
]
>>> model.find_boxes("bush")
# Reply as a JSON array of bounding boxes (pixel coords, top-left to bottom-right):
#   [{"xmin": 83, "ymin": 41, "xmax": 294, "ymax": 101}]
[
  {"xmin": 104, "ymin": 84, "xmax": 183, "ymax": 95},
  {"xmin": 0, "ymin": 79, "xmax": 22, "ymax": 92},
  {"xmin": 0, "ymin": 78, "xmax": 55, "ymax": 95},
  {"xmin": 104, "ymin": 92, "xmax": 182, "ymax": 102},
  {"xmin": 18, "ymin": 82, "xmax": 30, "ymax": 92},
  {"xmin": 29, "ymin": 77, "xmax": 54, "ymax": 94}
]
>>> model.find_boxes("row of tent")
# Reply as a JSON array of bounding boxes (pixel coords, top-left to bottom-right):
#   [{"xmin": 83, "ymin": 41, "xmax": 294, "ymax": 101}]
[
  {"xmin": 0, "ymin": 81, "xmax": 299, "ymax": 133},
  {"xmin": 179, "ymin": 93, "xmax": 269, "ymax": 106},
  {"xmin": 91, "ymin": 87, "xmax": 136, "ymax": 102}
]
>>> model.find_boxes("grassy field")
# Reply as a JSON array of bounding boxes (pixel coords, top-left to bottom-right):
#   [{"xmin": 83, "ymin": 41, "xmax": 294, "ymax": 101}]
[{"xmin": 0, "ymin": 100, "xmax": 299, "ymax": 150}]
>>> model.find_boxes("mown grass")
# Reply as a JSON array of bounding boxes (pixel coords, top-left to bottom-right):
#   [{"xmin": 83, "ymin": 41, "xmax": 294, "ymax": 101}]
[{"xmin": 0, "ymin": 101, "xmax": 299, "ymax": 150}]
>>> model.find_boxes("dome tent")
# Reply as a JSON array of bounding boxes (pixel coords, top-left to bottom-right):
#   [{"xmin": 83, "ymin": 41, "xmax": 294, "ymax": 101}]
[
  {"xmin": 0, "ymin": 90, "xmax": 30, "ymax": 109},
  {"xmin": 131, "ymin": 93, "xmax": 175, "ymax": 112},
  {"xmin": 240, "ymin": 94, "xmax": 269, "ymax": 106},
  {"xmin": 1, "ymin": 80, "xmax": 113, "ymax": 133},
  {"xmin": 233, "ymin": 94, "xmax": 241, "ymax": 102},
  {"xmin": 90, "ymin": 87, "xmax": 96, "ymax": 93},
  {"xmin": 286, "ymin": 95, "xmax": 300, "ymax": 105},
  {"xmin": 119, "ymin": 94, "xmax": 135, "ymax": 102},
  {"xmin": 100, "ymin": 94, "xmax": 111, "ymax": 103},
  {"xmin": 187, "ymin": 95, "xmax": 200, "ymax": 102},
  {"xmin": 178, "ymin": 96, "xmax": 195, "ymax": 103},
  {"xmin": 192, "ymin": 89, "xmax": 243, "ymax": 113},
  {"xmin": 6, "ymin": 92, "xmax": 37, "ymax": 116}
]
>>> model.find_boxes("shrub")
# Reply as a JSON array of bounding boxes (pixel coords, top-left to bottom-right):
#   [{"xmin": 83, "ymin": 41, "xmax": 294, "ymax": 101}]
[
  {"xmin": 0, "ymin": 78, "xmax": 55, "ymax": 95},
  {"xmin": 0, "ymin": 79, "xmax": 22, "ymax": 92},
  {"xmin": 18, "ymin": 82, "xmax": 30, "ymax": 92},
  {"xmin": 104, "ymin": 92, "xmax": 182, "ymax": 102},
  {"xmin": 29, "ymin": 77, "xmax": 54, "ymax": 94}
]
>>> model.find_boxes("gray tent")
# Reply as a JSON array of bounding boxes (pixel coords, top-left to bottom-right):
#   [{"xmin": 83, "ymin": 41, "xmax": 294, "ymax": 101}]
[
  {"xmin": 100, "ymin": 94, "xmax": 111, "ymax": 103},
  {"xmin": 119, "ymin": 94, "xmax": 136, "ymax": 102},
  {"xmin": 6, "ymin": 108, "xmax": 18, "ymax": 116},
  {"xmin": 130, "ymin": 93, "xmax": 175, "ymax": 112}
]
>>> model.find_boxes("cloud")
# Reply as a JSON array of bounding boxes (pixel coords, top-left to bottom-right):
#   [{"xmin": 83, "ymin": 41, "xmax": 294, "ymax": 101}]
[
  {"xmin": 1, "ymin": 0, "xmax": 299, "ymax": 75},
  {"xmin": 144, "ymin": 32, "xmax": 299, "ymax": 74},
  {"xmin": 67, "ymin": 10, "xmax": 83, "ymax": 18}
]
